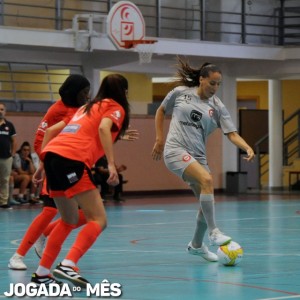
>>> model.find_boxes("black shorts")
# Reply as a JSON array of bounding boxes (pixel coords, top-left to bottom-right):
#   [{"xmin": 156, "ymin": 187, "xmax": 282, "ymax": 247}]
[{"xmin": 44, "ymin": 152, "xmax": 87, "ymax": 191}]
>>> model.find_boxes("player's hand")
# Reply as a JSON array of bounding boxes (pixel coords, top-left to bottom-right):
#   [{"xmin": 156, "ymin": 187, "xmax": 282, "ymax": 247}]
[
  {"xmin": 32, "ymin": 164, "xmax": 45, "ymax": 185},
  {"xmin": 152, "ymin": 141, "xmax": 164, "ymax": 161},
  {"xmin": 243, "ymin": 147, "xmax": 255, "ymax": 162},
  {"xmin": 107, "ymin": 164, "xmax": 119, "ymax": 186},
  {"xmin": 121, "ymin": 129, "xmax": 139, "ymax": 141}
]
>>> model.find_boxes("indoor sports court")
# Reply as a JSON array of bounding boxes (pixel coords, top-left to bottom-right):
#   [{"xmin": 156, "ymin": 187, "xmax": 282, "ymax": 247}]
[
  {"xmin": 0, "ymin": 1, "xmax": 300, "ymax": 299},
  {"xmin": 1, "ymin": 192, "xmax": 300, "ymax": 300}
]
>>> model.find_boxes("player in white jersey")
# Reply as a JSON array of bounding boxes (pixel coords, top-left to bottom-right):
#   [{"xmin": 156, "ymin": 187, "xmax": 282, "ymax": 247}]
[{"xmin": 152, "ymin": 57, "xmax": 255, "ymax": 262}]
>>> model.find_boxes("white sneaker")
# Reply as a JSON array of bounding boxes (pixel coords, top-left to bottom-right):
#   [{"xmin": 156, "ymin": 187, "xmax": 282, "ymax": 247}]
[
  {"xmin": 8, "ymin": 253, "xmax": 27, "ymax": 270},
  {"xmin": 209, "ymin": 228, "xmax": 231, "ymax": 246},
  {"xmin": 187, "ymin": 241, "xmax": 218, "ymax": 262},
  {"xmin": 34, "ymin": 234, "xmax": 46, "ymax": 259}
]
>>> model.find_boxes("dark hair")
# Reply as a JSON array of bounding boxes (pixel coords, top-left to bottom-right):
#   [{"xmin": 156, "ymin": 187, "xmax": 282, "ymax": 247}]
[
  {"xmin": 85, "ymin": 74, "xmax": 130, "ymax": 139},
  {"xmin": 59, "ymin": 74, "xmax": 90, "ymax": 107},
  {"xmin": 17, "ymin": 141, "xmax": 32, "ymax": 156},
  {"xmin": 174, "ymin": 57, "xmax": 222, "ymax": 87}
]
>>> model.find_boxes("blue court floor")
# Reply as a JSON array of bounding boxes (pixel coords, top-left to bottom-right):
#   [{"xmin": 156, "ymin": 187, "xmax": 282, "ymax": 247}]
[{"xmin": 1, "ymin": 192, "xmax": 300, "ymax": 300}]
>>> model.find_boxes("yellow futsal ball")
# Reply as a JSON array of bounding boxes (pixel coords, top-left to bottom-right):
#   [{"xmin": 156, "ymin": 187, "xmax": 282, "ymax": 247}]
[{"xmin": 217, "ymin": 241, "xmax": 243, "ymax": 266}]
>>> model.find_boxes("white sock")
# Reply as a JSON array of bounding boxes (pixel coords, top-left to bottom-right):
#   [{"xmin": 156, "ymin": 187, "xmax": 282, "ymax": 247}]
[
  {"xmin": 36, "ymin": 265, "xmax": 50, "ymax": 276},
  {"xmin": 199, "ymin": 194, "xmax": 216, "ymax": 232},
  {"xmin": 14, "ymin": 252, "xmax": 23, "ymax": 258},
  {"xmin": 192, "ymin": 211, "xmax": 207, "ymax": 248},
  {"xmin": 61, "ymin": 259, "xmax": 76, "ymax": 267}
]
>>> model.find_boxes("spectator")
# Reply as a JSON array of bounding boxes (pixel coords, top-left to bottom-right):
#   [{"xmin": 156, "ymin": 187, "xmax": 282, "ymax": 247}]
[
  {"xmin": 0, "ymin": 103, "xmax": 17, "ymax": 210},
  {"xmin": 12, "ymin": 141, "xmax": 40, "ymax": 204},
  {"xmin": 94, "ymin": 156, "xmax": 127, "ymax": 203}
]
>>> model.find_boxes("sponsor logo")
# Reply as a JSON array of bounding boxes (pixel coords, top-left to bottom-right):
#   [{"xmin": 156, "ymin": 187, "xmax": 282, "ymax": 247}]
[
  {"xmin": 67, "ymin": 172, "xmax": 79, "ymax": 183},
  {"xmin": 182, "ymin": 154, "xmax": 191, "ymax": 162},
  {"xmin": 41, "ymin": 121, "xmax": 48, "ymax": 129},
  {"xmin": 62, "ymin": 124, "xmax": 80, "ymax": 133},
  {"xmin": 111, "ymin": 110, "xmax": 121, "ymax": 120},
  {"xmin": 72, "ymin": 107, "xmax": 86, "ymax": 121},
  {"xmin": 190, "ymin": 110, "xmax": 202, "ymax": 122},
  {"xmin": 208, "ymin": 109, "xmax": 214, "ymax": 117},
  {"xmin": 179, "ymin": 121, "xmax": 202, "ymax": 130}
]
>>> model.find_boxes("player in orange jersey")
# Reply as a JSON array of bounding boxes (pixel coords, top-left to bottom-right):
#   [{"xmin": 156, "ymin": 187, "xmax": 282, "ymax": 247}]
[
  {"xmin": 30, "ymin": 74, "xmax": 130, "ymax": 287},
  {"xmin": 8, "ymin": 74, "xmax": 90, "ymax": 271}
]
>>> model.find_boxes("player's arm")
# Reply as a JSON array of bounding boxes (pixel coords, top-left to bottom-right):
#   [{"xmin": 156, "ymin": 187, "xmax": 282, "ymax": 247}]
[
  {"xmin": 41, "ymin": 120, "xmax": 66, "ymax": 150},
  {"xmin": 152, "ymin": 105, "xmax": 166, "ymax": 161},
  {"xmin": 99, "ymin": 117, "xmax": 118, "ymax": 186},
  {"xmin": 226, "ymin": 131, "xmax": 255, "ymax": 162}
]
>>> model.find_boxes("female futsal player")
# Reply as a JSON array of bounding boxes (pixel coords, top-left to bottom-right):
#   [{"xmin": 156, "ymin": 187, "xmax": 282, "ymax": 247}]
[
  {"xmin": 31, "ymin": 74, "xmax": 130, "ymax": 287},
  {"xmin": 152, "ymin": 57, "xmax": 255, "ymax": 262}
]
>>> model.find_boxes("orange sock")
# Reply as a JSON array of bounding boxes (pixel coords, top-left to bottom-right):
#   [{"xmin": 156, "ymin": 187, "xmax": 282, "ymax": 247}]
[
  {"xmin": 43, "ymin": 219, "xmax": 59, "ymax": 237},
  {"xmin": 43, "ymin": 209, "xmax": 86, "ymax": 237},
  {"xmin": 40, "ymin": 220, "xmax": 76, "ymax": 269},
  {"xmin": 65, "ymin": 221, "xmax": 102, "ymax": 264},
  {"xmin": 76, "ymin": 209, "xmax": 87, "ymax": 228},
  {"xmin": 17, "ymin": 207, "xmax": 57, "ymax": 256}
]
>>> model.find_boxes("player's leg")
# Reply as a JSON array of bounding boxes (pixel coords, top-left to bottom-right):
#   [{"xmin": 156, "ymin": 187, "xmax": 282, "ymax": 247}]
[
  {"xmin": 186, "ymin": 182, "xmax": 218, "ymax": 262},
  {"xmin": 53, "ymin": 188, "xmax": 105, "ymax": 288},
  {"xmin": 183, "ymin": 161, "xmax": 231, "ymax": 246},
  {"xmin": 31, "ymin": 196, "xmax": 78, "ymax": 286},
  {"xmin": 8, "ymin": 195, "xmax": 58, "ymax": 270}
]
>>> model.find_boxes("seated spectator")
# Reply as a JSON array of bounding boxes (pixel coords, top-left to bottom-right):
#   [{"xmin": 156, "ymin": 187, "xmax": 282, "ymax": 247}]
[
  {"xmin": 93, "ymin": 155, "xmax": 127, "ymax": 203},
  {"xmin": 12, "ymin": 141, "xmax": 40, "ymax": 204}
]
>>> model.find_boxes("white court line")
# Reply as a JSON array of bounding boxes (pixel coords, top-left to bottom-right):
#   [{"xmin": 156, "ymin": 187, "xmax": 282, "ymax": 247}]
[{"xmin": 257, "ymin": 295, "xmax": 300, "ymax": 300}]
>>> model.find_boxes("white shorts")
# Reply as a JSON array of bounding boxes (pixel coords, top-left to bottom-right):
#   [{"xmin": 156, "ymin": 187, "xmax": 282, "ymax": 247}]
[{"xmin": 164, "ymin": 149, "xmax": 210, "ymax": 180}]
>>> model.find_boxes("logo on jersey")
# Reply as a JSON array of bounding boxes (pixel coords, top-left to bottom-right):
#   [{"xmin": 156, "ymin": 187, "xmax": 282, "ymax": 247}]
[
  {"xmin": 190, "ymin": 110, "xmax": 202, "ymax": 122},
  {"xmin": 111, "ymin": 110, "xmax": 121, "ymax": 120},
  {"xmin": 208, "ymin": 109, "xmax": 214, "ymax": 117},
  {"xmin": 40, "ymin": 121, "xmax": 48, "ymax": 129},
  {"xmin": 182, "ymin": 154, "xmax": 191, "ymax": 162},
  {"xmin": 72, "ymin": 107, "xmax": 86, "ymax": 121}
]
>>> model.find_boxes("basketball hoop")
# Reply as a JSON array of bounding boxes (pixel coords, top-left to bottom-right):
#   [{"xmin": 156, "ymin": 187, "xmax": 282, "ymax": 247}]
[{"xmin": 123, "ymin": 39, "xmax": 157, "ymax": 64}]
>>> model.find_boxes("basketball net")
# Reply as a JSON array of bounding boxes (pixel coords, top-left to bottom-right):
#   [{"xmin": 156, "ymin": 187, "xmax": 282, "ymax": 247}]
[{"xmin": 124, "ymin": 40, "xmax": 157, "ymax": 64}]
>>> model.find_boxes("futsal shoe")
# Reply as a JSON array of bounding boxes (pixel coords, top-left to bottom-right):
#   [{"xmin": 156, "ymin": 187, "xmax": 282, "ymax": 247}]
[
  {"xmin": 209, "ymin": 228, "xmax": 231, "ymax": 246},
  {"xmin": 8, "ymin": 253, "xmax": 27, "ymax": 270},
  {"xmin": 34, "ymin": 234, "xmax": 46, "ymax": 258},
  {"xmin": 187, "ymin": 242, "xmax": 218, "ymax": 262},
  {"xmin": 31, "ymin": 273, "xmax": 62, "ymax": 286},
  {"xmin": 53, "ymin": 263, "xmax": 90, "ymax": 288}
]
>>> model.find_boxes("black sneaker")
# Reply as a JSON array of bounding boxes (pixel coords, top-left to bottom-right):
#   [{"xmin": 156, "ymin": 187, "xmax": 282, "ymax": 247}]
[
  {"xmin": 0, "ymin": 204, "xmax": 13, "ymax": 210},
  {"xmin": 16, "ymin": 198, "xmax": 29, "ymax": 205},
  {"xmin": 53, "ymin": 263, "xmax": 90, "ymax": 288},
  {"xmin": 31, "ymin": 273, "xmax": 63, "ymax": 286}
]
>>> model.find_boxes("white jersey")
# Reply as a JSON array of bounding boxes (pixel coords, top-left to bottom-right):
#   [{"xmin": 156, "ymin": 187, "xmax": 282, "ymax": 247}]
[{"xmin": 162, "ymin": 86, "xmax": 236, "ymax": 165}]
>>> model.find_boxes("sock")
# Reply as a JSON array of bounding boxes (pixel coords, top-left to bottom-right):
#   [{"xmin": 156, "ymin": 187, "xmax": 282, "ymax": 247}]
[
  {"xmin": 40, "ymin": 220, "xmax": 76, "ymax": 270},
  {"xmin": 36, "ymin": 266, "xmax": 50, "ymax": 276},
  {"xmin": 43, "ymin": 209, "xmax": 86, "ymax": 237},
  {"xmin": 65, "ymin": 221, "xmax": 102, "ymax": 264},
  {"xmin": 17, "ymin": 207, "xmax": 58, "ymax": 256},
  {"xmin": 76, "ymin": 209, "xmax": 87, "ymax": 228},
  {"xmin": 199, "ymin": 194, "xmax": 216, "ymax": 232},
  {"xmin": 61, "ymin": 259, "xmax": 76, "ymax": 267},
  {"xmin": 43, "ymin": 219, "xmax": 59, "ymax": 237},
  {"xmin": 191, "ymin": 210, "xmax": 208, "ymax": 248}
]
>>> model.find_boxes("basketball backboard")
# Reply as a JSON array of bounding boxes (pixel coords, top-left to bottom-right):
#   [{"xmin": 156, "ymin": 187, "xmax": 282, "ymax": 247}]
[{"xmin": 107, "ymin": 1, "xmax": 145, "ymax": 49}]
